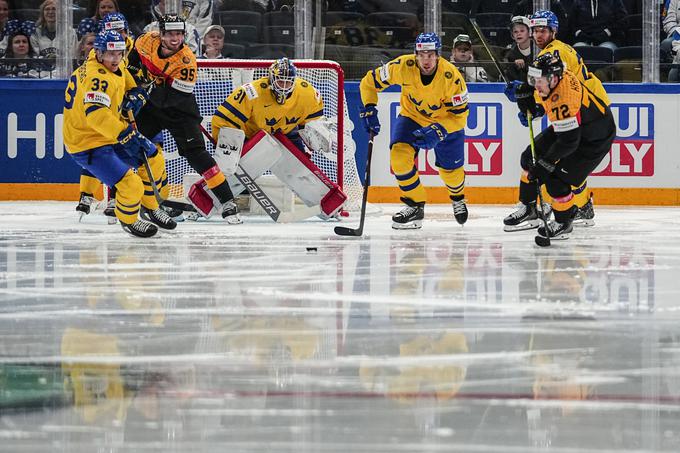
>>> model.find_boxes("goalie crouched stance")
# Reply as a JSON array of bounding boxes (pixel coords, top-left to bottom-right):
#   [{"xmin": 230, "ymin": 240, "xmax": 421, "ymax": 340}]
[
  {"xmin": 507, "ymin": 53, "xmax": 615, "ymax": 240},
  {"xmin": 63, "ymin": 30, "xmax": 176, "ymax": 238},
  {"xmin": 211, "ymin": 58, "xmax": 347, "ymax": 220},
  {"xmin": 126, "ymin": 14, "xmax": 240, "ymax": 223},
  {"xmin": 359, "ymin": 32, "xmax": 469, "ymax": 230}
]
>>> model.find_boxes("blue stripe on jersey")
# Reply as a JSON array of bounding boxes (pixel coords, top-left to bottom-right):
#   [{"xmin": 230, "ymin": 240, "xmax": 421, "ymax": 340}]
[
  {"xmin": 221, "ymin": 101, "xmax": 248, "ymax": 123},
  {"xmin": 306, "ymin": 110, "xmax": 323, "ymax": 120},
  {"xmin": 449, "ymin": 106, "xmax": 468, "ymax": 115},
  {"xmin": 215, "ymin": 110, "xmax": 242, "ymax": 129},
  {"xmin": 371, "ymin": 69, "xmax": 382, "ymax": 89},
  {"xmin": 85, "ymin": 104, "xmax": 104, "ymax": 116}
]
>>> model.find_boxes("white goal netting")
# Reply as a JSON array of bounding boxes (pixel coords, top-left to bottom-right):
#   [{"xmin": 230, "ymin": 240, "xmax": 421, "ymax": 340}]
[{"xmin": 160, "ymin": 59, "xmax": 367, "ymax": 212}]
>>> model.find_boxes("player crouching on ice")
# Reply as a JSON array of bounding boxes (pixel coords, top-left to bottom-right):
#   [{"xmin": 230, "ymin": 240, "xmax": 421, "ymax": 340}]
[
  {"xmin": 209, "ymin": 57, "xmax": 347, "ymax": 221},
  {"xmin": 63, "ymin": 30, "xmax": 177, "ymax": 238},
  {"xmin": 358, "ymin": 32, "xmax": 470, "ymax": 230},
  {"xmin": 504, "ymin": 52, "xmax": 615, "ymax": 239}
]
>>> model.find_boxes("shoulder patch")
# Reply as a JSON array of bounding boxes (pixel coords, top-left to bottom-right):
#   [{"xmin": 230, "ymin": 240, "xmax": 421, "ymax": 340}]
[
  {"xmin": 550, "ymin": 93, "xmax": 560, "ymax": 102},
  {"xmin": 378, "ymin": 63, "xmax": 390, "ymax": 83},
  {"xmin": 445, "ymin": 71, "xmax": 452, "ymax": 79},
  {"xmin": 84, "ymin": 91, "xmax": 111, "ymax": 107},
  {"xmin": 182, "ymin": 56, "xmax": 191, "ymax": 64},
  {"xmin": 451, "ymin": 89, "xmax": 469, "ymax": 106},
  {"xmin": 244, "ymin": 83, "xmax": 258, "ymax": 100},
  {"xmin": 406, "ymin": 59, "xmax": 415, "ymax": 67},
  {"xmin": 260, "ymin": 82, "xmax": 268, "ymax": 89},
  {"xmin": 98, "ymin": 69, "xmax": 106, "ymax": 74},
  {"xmin": 301, "ymin": 81, "xmax": 308, "ymax": 88}
]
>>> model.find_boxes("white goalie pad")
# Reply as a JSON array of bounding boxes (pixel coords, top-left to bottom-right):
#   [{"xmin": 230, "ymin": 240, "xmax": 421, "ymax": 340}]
[
  {"xmin": 226, "ymin": 131, "xmax": 283, "ymax": 196},
  {"xmin": 270, "ymin": 132, "xmax": 347, "ymax": 217},
  {"xmin": 299, "ymin": 118, "xmax": 334, "ymax": 157},
  {"xmin": 214, "ymin": 127, "xmax": 245, "ymax": 175}
]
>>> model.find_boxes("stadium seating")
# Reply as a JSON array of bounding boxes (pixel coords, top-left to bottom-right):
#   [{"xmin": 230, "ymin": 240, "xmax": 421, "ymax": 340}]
[
  {"xmin": 246, "ymin": 43, "xmax": 295, "ymax": 59},
  {"xmin": 366, "ymin": 12, "xmax": 419, "ymax": 28},
  {"xmin": 264, "ymin": 11, "xmax": 294, "ymax": 26},
  {"xmin": 220, "ymin": 0, "xmax": 266, "ymax": 13},
  {"xmin": 441, "ymin": 0, "xmax": 472, "ymax": 13},
  {"xmin": 219, "ymin": 11, "xmax": 262, "ymax": 29},
  {"xmin": 265, "ymin": 25, "xmax": 295, "ymax": 45},
  {"xmin": 474, "ymin": 12, "xmax": 511, "ymax": 28},
  {"xmin": 222, "ymin": 25, "xmax": 260, "ymax": 45},
  {"xmin": 221, "ymin": 43, "xmax": 246, "ymax": 59},
  {"xmin": 323, "ymin": 11, "xmax": 365, "ymax": 26}
]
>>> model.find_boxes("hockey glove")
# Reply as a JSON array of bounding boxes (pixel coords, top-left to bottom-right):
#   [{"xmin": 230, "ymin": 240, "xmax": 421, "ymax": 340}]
[
  {"xmin": 503, "ymin": 80, "xmax": 524, "ymax": 102},
  {"xmin": 517, "ymin": 104, "xmax": 545, "ymax": 127},
  {"xmin": 118, "ymin": 125, "xmax": 156, "ymax": 160},
  {"xmin": 527, "ymin": 159, "xmax": 555, "ymax": 183},
  {"xmin": 121, "ymin": 87, "xmax": 149, "ymax": 117},
  {"xmin": 413, "ymin": 122, "xmax": 447, "ymax": 149},
  {"xmin": 359, "ymin": 104, "xmax": 380, "ymax": 135}
]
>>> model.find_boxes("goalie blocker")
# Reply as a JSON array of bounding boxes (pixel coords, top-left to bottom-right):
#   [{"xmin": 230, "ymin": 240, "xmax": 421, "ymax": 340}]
[{"xmin": 188, "ymin": 130, "xmax": 347, "ymax": 220}]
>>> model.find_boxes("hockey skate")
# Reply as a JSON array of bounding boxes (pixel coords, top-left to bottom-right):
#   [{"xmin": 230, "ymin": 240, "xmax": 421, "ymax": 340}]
[
  {"xmin": 76, "ymin": 192, "xmax": 96, "ymax": 222},
  {"xmin": 451, "ymin": 195, "xmax": 468, "ymax": 225},
  {"xmin": 141, "ymin": 206, "xmax": 178, "ymax": 230},
  {"xmin": 222, "ymin": 200, "xmax": 243, "ymax": 224},
  {"xmin": 392, "ymin": 197, "xmax": 424, "ymax": 230},
  {"xmin": 103, "ymin": 197, "xmax": 117, "ymax": 225},
  {"xmin": 573, "ymin": 197, "xmax": 595, "ymax": 227},
  {"xmin": 162, "ymin": 204, "xmax": 185, "ymax": 222},
  {"xmin": 537, "ymin": 205, "xmax": 577, "ymax": 240},
  {"xmin": 120, "ymin": 219, "xmax": 158, "ymax": 238},
  {"xmin": 503, "ymin": 202, "xmax": 552, "ymax": 232}
]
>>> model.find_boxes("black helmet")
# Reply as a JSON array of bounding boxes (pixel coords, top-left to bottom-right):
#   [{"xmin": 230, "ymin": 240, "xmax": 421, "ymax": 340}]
[
  {"xmin": 159, "ymin": 14, "xmax": 185, "ymax": 34},
  {"xmin": 527, "ymin": 51, "xmax": 564, "ymax": 86}
]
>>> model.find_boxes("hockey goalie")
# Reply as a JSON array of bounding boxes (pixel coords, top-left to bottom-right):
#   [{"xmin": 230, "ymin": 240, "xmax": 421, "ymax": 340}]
[{"xmin": 187, "ymin": 57, "xmax": 347, "ymax": 221}]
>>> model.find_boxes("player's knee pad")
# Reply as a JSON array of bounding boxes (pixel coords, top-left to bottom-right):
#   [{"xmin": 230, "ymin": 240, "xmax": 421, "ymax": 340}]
[
  {"xmin": 114, "ymin": 170, "xmax": 143, "ymax": 224},
  {"xmin": 520, "ymin": 147, "xmax": 534, "ymax": 171},
  {"xmin": 438, "ymin": 167, "xmax": 465, "ymax": 197},
  {"xmin": 79, "ymin": 173, "xmax": 101, "ymax": 196}
]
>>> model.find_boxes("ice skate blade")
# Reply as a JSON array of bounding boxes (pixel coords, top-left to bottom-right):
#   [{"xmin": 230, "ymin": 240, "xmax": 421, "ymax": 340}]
[
  {"xmin": 573, "ymin": 219, "xmax": 595, "ymax": 227},
  {"xmin": 503, "ymin": 219, "xmax": 541, "ymax": 232},
  {"xmin": 392, "ymin": 220, "xmax": 422, "ymax": 230}
]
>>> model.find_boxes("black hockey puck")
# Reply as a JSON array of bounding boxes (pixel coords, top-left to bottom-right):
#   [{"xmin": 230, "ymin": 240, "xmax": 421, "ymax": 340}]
[
  {"xmin": 535, "ymin": 235, "xmax": 551, "ymax": 247},
  {"xmin": 306, "ymin": 247, "xmax": 318, "ymax": 252}
]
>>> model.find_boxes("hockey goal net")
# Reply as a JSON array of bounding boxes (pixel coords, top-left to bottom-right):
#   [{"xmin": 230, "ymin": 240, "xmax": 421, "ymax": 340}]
[{"xmin": 161, "ymin": 59, "xmax": 367, "ymax": 212}]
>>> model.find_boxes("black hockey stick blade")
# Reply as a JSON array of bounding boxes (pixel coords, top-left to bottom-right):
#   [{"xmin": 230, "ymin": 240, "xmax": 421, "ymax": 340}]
[
  {"xmin": 334, "ymin": 133, "xmax": 374, "ymax": 237},
  {"xmin": 535, "ymin": 234, "xmax": 551, "ymax": 247},
  {"xmin": 161, "ymin": 199, "xmax": 197, "ymax": 213}
]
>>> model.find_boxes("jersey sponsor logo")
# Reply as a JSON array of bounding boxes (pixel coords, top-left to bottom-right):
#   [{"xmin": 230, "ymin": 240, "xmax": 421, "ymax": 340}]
[
  {"xmin": 378, "ymin": 64, "xmax": 390, "ymax": 83},
  {"xmin": 451, "ymin": 90, "xmax": 469, "ymax": 106},
  {"xmin": 592, "ymin": 103, "xmax": 654, "ymax": 177},
  {"xmin": 551, "ymin": 115, "xmax": 579, "ymax": 132},
  {"xmin": 244, "ymin": 83, "xmax": 258, "ymax": 100},
  {"xmin": 83, "ymin": 91, "xmax": 111, "ymax": 107},
  {"xmin": 170, "ymin": 78, "xmax": 195, "ymax": 93}
]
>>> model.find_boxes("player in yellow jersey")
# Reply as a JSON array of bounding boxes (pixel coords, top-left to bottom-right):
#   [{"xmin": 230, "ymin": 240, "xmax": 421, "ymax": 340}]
[
  {"xmin": 75, "ymin": 12, "xmax": 141, "ymax": 221},
  {"xmin": 359, "ymin": 32, "xmax": 470, "ymax": 229},
  {"xmin": 504, "ymin": 10, "xmax": 609, "ymax": 230},
  {"xmin": 126, "ymin": 14, "xmax": 240, "ymax": 224},
  {"xmin": 63, "ymin": 30, "xmax": 177, "ymax": 237},
  {"xmin": 211, "ymin": 58, "xmax": 325, "ymax": 154},
  {"xmin": 509, "ymin": 53, "xmax": 615, "ymax": 240}
]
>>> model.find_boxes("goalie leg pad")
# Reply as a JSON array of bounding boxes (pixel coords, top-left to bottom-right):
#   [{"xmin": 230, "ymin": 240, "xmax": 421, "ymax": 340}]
[
  {"xmin": 214, "ymin": 127, "xmax": 245, "ymax": 175},
  {"xmin": 271, "ymin": 132, "xmax": 347, "ymax": 216},
  {"xmin": 226, "ymin": 131, "xmax": 284, "ymax": 195}
]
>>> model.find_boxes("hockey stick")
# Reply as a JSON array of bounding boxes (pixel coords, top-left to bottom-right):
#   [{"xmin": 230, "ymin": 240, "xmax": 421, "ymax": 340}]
[
  {"xmin": 469, "ymin": 18, "xmax": 508, "ymax": 83},
  {"xmin": 334, "ymin": 133, "xmax": 374, "ymax": 237},
  {"xmin": 527, "ymin": 113, "xmax": 551, "ymax": 247},
  {"xmin": 125, "ymin": 110, "xmax": 197, "ymax": 213},
  {"xmin": 197, "ymin": 124, "xmax": 319, "ymax": 223}
]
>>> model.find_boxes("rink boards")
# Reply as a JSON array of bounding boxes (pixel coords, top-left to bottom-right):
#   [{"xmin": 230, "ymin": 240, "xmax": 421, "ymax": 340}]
[{"xmin": 0, "ymin": 80, "xmax": 679, "ymax": 205}]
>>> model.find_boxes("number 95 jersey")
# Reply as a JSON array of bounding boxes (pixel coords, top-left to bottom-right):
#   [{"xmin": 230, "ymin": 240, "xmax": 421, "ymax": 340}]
[{"xmin": 63, "ymin": 52, "xmax": 136, "ymax": 154}]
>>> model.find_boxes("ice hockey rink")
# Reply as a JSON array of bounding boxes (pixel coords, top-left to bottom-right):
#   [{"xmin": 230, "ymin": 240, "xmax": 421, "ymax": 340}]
[{"xmin": 2, "ymin": 201, "xmax": 680, "ymax": 452}]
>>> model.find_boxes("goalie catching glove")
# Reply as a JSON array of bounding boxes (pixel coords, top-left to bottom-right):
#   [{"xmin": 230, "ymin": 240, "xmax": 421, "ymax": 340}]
[{"xmin": 299, "ymin": 118, "xmax": 335, "ymax": 157}]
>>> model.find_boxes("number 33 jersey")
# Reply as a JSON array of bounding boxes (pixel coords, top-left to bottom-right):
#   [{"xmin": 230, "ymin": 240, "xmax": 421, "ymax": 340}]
[{"xmin": 62, "ymin": 52, "xmax": 136, "ymax": 154}]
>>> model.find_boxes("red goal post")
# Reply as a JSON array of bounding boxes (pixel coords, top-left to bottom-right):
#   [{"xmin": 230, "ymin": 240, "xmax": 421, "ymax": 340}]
[{"xmin": 161, "ymin": 59, "xmax": 369, "ymax": 213}]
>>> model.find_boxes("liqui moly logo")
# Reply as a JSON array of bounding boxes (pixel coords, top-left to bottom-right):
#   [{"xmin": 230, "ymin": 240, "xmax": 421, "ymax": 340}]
[
  {"xmin": 592, "ymin": 103, "xmax": 654, "ymax": 176},
  {"xmin": 412, "ymin": 103, "xmax": 503, "ymax": 176}
]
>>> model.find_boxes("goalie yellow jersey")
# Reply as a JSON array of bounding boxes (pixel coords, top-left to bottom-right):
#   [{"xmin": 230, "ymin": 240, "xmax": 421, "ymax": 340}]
[
  {"xmin": 211, "ymin": 77, "xmax": 325, "ymax": 139},
  {"xmin": 63, "ymin": 52, "xmax": 136, "ymax": 154},
  {"xmin": 539, "ymin": 40, "xmax": 610, "ymax": 106},
  {"xmin": 359, "ymin": 54, "xmax": 469, "ymax": 133}
]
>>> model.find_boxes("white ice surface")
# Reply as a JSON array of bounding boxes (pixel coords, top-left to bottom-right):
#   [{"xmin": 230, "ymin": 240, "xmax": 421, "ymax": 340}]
[{"xmin": 1, "ymin": 201, "xmax": 680, "ymax": 452}]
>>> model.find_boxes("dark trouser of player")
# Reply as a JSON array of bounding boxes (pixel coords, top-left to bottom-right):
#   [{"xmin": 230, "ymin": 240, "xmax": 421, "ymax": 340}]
[
  {"xmin": 136, "ymin": 104, "xmax": 235, "ymax": 205},
  {"xmin": 517, "ymin": 114, "xmax": 615, "ymax": 234}
]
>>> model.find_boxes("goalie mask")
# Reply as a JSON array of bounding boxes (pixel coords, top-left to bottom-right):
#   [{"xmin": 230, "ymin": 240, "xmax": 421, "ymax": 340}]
[{"xmin": 269, "ymin": 58, "xmax": 297, "ymax": 105}]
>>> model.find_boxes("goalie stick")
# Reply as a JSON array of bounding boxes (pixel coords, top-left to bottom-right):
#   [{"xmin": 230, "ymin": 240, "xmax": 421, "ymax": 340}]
[
  {"xmin": 334, "ymin": 133, "xmax": 373, "ymax": 237},
  {"xmin": 527, "ymin": 113, "xmax": 552, "ymax": 247},
  {"xmin": 197, "ymin": 124, "xmax": 321, "ymax": 223}
]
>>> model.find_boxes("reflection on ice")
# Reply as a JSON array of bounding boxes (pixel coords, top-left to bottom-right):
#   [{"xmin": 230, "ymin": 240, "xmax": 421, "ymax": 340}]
[{"xmin": 1, "ymin": 203, "xmax": 680, "ymax": 451}]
